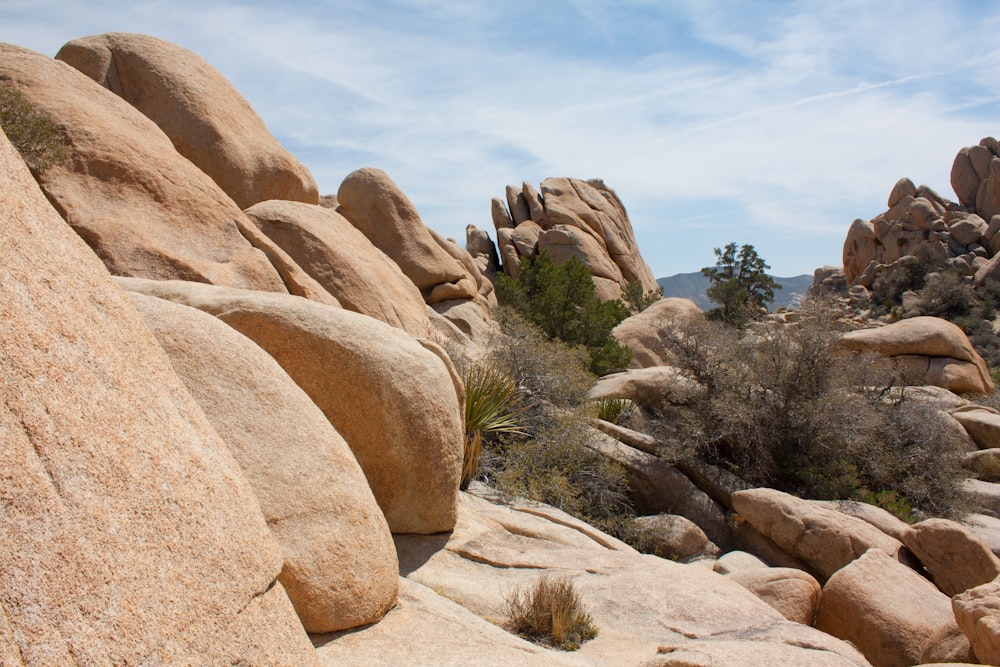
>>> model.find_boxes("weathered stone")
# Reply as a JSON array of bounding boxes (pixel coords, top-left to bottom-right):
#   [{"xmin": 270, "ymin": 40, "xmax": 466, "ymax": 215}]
[
  {"xmin": 902, "ymin": 518, "xmax": 1000, "ymax": 597},
  {"xmin": 57, "ymin": 32, "xmax": 318, "ymax": 209},
  {"xmin": 631, "ymin": 514, "xmax": 720, "ymax": 562},
  {"xmin": 588, "ymin": 366, "xmax": 706, "ymax": 411},
  {"xmin": 0, "ymin": 43, "xmax": 287, "ymax": 291},
  {"xmin": 843, "ymin": 218, "xmax": 881, "ymax": 283},
  {"xmin": 612, "ymin": 298, "xmax": 703, "ymax": 368},
  {"xmin": 953, "ymin": 577, "xmax": 1000, "ymax": 665},
  {"xmin": 490, "ymin": 195, "xmax": 513, "ymax": 230},
  {"xmin": 818, "ymin": 499, "xmax": 911, "ymax": 542},
  {"xmin": 725, "ymin": 567, "xmax": 822, "ymax": 625},
  {"xmin": 952, "ymin": 405, "xmax": 1000, "ymax": 449},
  {"xmin": 505, "ymin": 183, "xmax": 530, "ymax": 224},
  {"xmin": 466, "ymin": 224, "xmax": 499, "ymax": 283},
  {"xmin": 713, "ymin": 551, "xmax": 769, "ymax": 575},
  {"xmin": 0, "ymin": 128, "xmax": 317, "ymax": 665},
  {"xmin": 538, "ymin": 225, "xmax": 624, "ymax": 284},
  {"xmin": 245, "ymin": 199, "xmax": 433, "ymax": 337},
  {"xmin": 888, "ymin": 177, "xmax": 917, "ymax": 208},
  {"xmin": 963, "ymin": 478, "xmax": 1000, "ymax": 517},
  {"xmin": 953, "ymin": 147, "xmax": 981, "ymax": 207},
  {"xmin": 117, "ymin": 278, "xmax": 464, "ymax": 534},
  {"xmin": 511, "ymin": 220, "xmax": 543, "ymax": 256},
  {"xmin": 965, "ymin": 448, "xmax": 1000, "ymax": 481},
  {"xmin": 816, "ymin": 549, "xmax": 960, "ymax": 667},
  {"xmin": 919, "ymin": 622, "xmax": 979, "ymax": 665},
  {"xmin": 523, "ymin": 181, "xmax": 548, "ymax": 226},
  {"xmin": 731, "ymin": 488, "xmax": 906, "ymax": 580}
]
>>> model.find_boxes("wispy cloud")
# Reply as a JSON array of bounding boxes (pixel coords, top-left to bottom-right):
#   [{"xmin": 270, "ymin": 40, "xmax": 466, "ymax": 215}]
[{"xmin": 1, "ymin": 0, "xmax": 999, "ymax": 276}]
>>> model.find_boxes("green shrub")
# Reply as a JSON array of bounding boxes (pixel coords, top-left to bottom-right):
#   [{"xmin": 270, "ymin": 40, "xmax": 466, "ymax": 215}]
[
  {"xmin": 701, "ymin": 243, "xmax": 780, "ymax": 327},
  {"xmin": 505, "ymin": 576, "xmax": 597, "ymax": 650},
  {"xmin": 869, "ymin": 246, "xmax": 943, "ymax": 312},
  {"xmin": 622, "ymin": 280, "xmax": 663, "ymax": 314},
  {"xmin": 497, "ymin": 251, "xmax": 632, "ymax": 375},
  {"xmin": 0, "ymin": 83, "xmax": 67, "ymax": 175},
  {"xmin": 460, "ymin": 363, "xmax": 529, "ymax": 489},
  {"xmin": 590, "ymin": 397, "xmax": 637, "ymax": 425}
]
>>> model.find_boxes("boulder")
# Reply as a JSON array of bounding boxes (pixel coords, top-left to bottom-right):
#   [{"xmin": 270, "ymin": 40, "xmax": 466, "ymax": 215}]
[
  {"xmin": 612, "ymin": 298, "xmax": 703, "ymax": 368},
  {"xmin": 639, "ymin": 640, "xmax": 868, "ymax": 666},
  {"xmin": 56, "ymin": 32, "xmax": 318, "ymax": 209},
  {"xmin": 128, "ymin": 292, "xmax": 398, "ymax": 633},
  {"xmin": 843, "ymin": 218, "xmax": 881, "ymax": 284},
  {"xmin": 0, "ymin": 128, "xmax": 317, "ymax": 664},
  {"xmin": 815, "ymin": 549, "xmax": 962, "ymax": 667},
  {"xmin": 963, "ymin": 478, "xmax": 1000, "ymax": 517},
  {"xmin": 588, "ymin": 366, "xmax": 707, "ymax": 410},
  {"xmin": 964, "ymin": 513, "xmax": 1000, "ymax": 558},
  {"xmin": 713, "ymin": 551, "xmax": 769, "ymax": 575},
  {"xmin": 902, "ymin": 518, "xmax": 1000, "ymax": 597},
  {"xmin": 630, "ymin": 514, "xmax": 720, "ymax": 562},
  {"xmin": 839, "ymin": 317, "xmax": 994, "ymax": 395},
  {"xmin": 117, "ymin": 278, "xmax": 464, "ymax": 534},
  {"xmin": 951, "ymin": 405, "xmax": 1000, "ymax": 449},
  {"xmin": 919, "ymin": 622, "xmax": 979, "ymax": 665},
  {"xmin": 0, "ymin": 43, "xmax": 290, "ymax": 292},
  {"xmin": 725, "ymin": 567, "xmax": 822, "ymax": 625},
  {"xmin": 465, "ymin": 224, "xmax": 500, "ymax": 284},
  {"xmin": 337, "ymin": 167, "xmax": 477, "ymax": 302},
  {"xmin": 965, "ymin": 448, "xmax": 1000, "ymax": 481},
  {"xmin": 954, "ymin": 577, "xmax": 1000, "ymax": 665},
  {"xmin": 819, "ymin": 499, "xmax": 911, "ymax": 542},
  {"xmin": 731, "ymin": 488, "xmax": 906, "ymax": 580},
  {"xmin": 244, "ymin": 199, "xmax": 433, "ymax": 337}
]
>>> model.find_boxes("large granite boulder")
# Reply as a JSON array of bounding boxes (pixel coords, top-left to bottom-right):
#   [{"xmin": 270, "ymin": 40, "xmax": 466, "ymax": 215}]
[
  {"xmin": 731, "ymin": 488, "xmax": 906, "ymax": 580},
  {"xmin": 839, "ymin": 316, "xmax": 994, "ymax": 395},
  {"xmin": 902, "ymin": 518, "xmax": 1000, "ymax": 597},
  {"xmin": 612, "ymin": 297, "xmax": 703, "ymax": 368},
  {"xmin": 953, "ymin": 576, "xmax": 1000, "ymax": 665},
  {"xmin": 128, "ymin": 292, "xmax": 398, "ymax": 633},
  {"xmin": 0, "ymin": 128, "xmax": 317, "ymax": 664},
  {"xmin": 118, "ymin": 278, "xmax": 464, "ymax": 534},
  {"xmin": 0, "ymin": 43, "xmax": 294, "ymax": 292},
  {"xmin": 244, "ymin": 199, "xmax": 433, "ymax": 338},
  {"xmin": 56, "ymin": 32, "xmax": 318, "ymax": 209}
]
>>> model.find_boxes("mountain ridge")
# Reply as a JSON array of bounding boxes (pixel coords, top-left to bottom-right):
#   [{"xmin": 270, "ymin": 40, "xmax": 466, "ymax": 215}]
[{"xmin": 657, "ymin": 271, "xmax": 814, "ymax": 311}]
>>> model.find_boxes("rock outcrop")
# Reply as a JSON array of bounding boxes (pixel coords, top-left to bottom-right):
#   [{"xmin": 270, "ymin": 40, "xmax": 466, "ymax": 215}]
[
  {"xmin": 118, "ymin": 278, "xmax": 465, "ymax": 534},
  {"xmin": 128, "ymin": 292, "xmax": 399, "ymax": 633},
  {"xmin": 0, "ymin": 128, "xmax": 318, "ymax": 665},
  {"xmin": 612, "ymin": 297, "xmax": 703, "ymax": 368},
  {"xmin": 902, "ymin": 518, "xmax": 1000, "ymax": 597},
  {"xmin": 0, "ymin": 43, "xmax": 292, "ymax": 292},
  {"xmin": 953, "ymin": 577, "xmax": 1000, "ymax": 664},
  {"xmin": 56, "ymin": 32, "xmax": 319, "ymax": 209},
  {"xmin": 492, "ymin": 178, "xmax": 659, "ymax": 300},
  {"xmin": 839, "ymin": 316, "xmax": 994, "ymax": 395}
]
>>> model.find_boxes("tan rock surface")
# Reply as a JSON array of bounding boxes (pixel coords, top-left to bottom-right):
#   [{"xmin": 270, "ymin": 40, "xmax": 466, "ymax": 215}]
[
  {"xmin": 965, "ymin": 448, "xmax": 1000, "ymax": 481},
  {"xmin": 0, "ymin": 129, "xmax": 317, "ymax": 664},
  {"xmin": 612, "ymin": 297, "xmax": 703, "ymax": 368},
  {"xmin": 128, "ymin": 292, "xmax": 398, "ymax": 633},
  {"xmin": 952, "ymin": 405, "xmax": 1000, "ymax": 449},
  {"xmin": 57, "ymin": 32, "xmax": 319, "ymax": 209},
  {"xmin": 640, "ymin": 640, "xmax": 869, "ymax": 666},
  {"xmin": 953, "ymin": 577, "xmax": 1000, "ymax": 665},
  {"xmin": 902, "ymin": 518, "xmax": 1000, "ymax": 597},
  {"xmin": 819, "ymin": 499, "xmax": 911, "ymax": 542},
  {"xmin": 337, "ymin": 167, "xmax": 476, "ymax": 301},
  {"xmin": 840, "ymin": 317, "xmax": 993, "ymax": 395},
  {"xmin": 816, "ymin": 549, "xmax": 961, "ymax": 667},
  {"xmin": 0, "ymin": 43, "xmax": 288, "ymax": 292},
  {"xmin": 587, "ymin": 366, "xmax": 707, "ymax": 410},
  {"xmin": 726, "ymin": 567, "xmax": 822, "ymax": 625},
  {"xmin": 396, "ymin": 490, "xmax": 868, "ymax": 666},
  {"xmin": 118, "ymin": 278, "xmax": 464, "ymax": 534},
  {"xmin": 731, "ymin": 488, "xmax": 906, "ymax": 580},
  {"xmin": 245, "ymin": 199, "xmax": 433, "ymax": 337},
  {"xmin": 631, "ymin": 514, "xmax": 720, "ymax": 562}
]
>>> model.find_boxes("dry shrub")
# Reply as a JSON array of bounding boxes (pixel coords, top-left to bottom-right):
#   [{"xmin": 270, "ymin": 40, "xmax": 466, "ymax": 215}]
[
  {"xmin": 505, "ymin": 576, "xmax": 597, "ymax": 650},
  {"xmin": 0, "ymin": 83, "xmax": 67, "ymax": 175}
]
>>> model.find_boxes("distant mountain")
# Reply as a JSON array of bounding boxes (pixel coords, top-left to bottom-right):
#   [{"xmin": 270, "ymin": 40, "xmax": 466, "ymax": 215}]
[{"xmin": 656, "ymin": 272, "xmax": 814, "ymax": 312}]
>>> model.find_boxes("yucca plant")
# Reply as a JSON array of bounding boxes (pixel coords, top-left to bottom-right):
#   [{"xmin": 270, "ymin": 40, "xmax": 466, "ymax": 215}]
[
  {"xmin": 591, "ymin": 397, "xmax": 637, "ymax": 425},
  {"xmin": 461, "ymin": 363, "xmax": 528, "ymax": 489}
]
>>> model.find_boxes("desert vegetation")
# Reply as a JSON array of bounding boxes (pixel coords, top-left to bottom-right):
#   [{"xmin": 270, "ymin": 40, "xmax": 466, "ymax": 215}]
[
  {"xmin": 0, "ymin": 83, "xmax": 67, "ymax": 175},
  {"xmin": 504, "ymin": 576, "xmax": 598, "ymax": 651}
]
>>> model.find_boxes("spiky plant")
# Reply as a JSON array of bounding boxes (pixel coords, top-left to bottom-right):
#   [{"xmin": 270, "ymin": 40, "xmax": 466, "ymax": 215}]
[
  {"xmin": 461, "ymin": 363, "xmax": 528, "ymax": 489},
  {"xmin": 591, "ymin": 397, "xmax": 637, "ymax": 425}
]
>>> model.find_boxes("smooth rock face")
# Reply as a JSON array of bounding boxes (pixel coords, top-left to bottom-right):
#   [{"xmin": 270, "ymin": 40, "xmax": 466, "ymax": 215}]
[
  {"xmin": 57, "ymin": 32, "xmax": 319, "ymax": 209},
  {"xmin": 902, "ymin": 518, "xmax": 1000, "ymax": 597},
  {"xmin": 0, "ymin": 43, "xmax": 288, "ymax": 292},
  {"xmin": 612, "ymin": 298, "xmax": 703, "ymax": 368},
  {"xmin": 731, "ymin": 488, "xmax": 906, "ymax": 580},
  {"xmin": 117, "ymin": 278, "xmax": 464, "ymax": 534},
  {"xmin": 816, "ymin": 549, "xmax": 962, "ymax": 667},
  {"xmin": 337, "ymin": 167, "xmax": 476, "ymax": 301},
  {"xmin": 128, "ymin": 292, "xmax": 398, "ymax": 633},
  {"xmin": 588, "ymin": 366, "xmax": 707, "ymax": 410},
  {"xmin": 0, "ymin": 129, "xmax": 317, "ymax": 665},
  {"xmin": 725, "ymin": 568, "xmax": 822, "ymax": 625},
  {"xmin": 953, "ymin": 577, "xmax": 1000, "ymax": 665},
  {"xmin": 631, "ymin": 514, "xmax": 720, "ymax": 562},
  {"xmin": 840, "ymin": 317, "xmax": 994, "ymax": 395},
  {"xmin": 245, "ymin": 199, "xmax": 433, "ymax": 338},
  {"xmin": 952, "ymin": 405, "xmax": 1000, "ymax": 449}
]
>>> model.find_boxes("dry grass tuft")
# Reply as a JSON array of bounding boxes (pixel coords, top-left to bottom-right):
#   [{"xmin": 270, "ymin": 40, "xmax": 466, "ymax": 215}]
[{"xmin": 504, "ymin": 576, "xmax": 597, "ymax": 650}]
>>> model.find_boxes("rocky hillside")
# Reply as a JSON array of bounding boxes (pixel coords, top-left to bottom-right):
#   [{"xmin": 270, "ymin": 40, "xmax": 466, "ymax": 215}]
[{"xmin": 7, "ymin": 31, "xmax": 1000, "ymax": 667}]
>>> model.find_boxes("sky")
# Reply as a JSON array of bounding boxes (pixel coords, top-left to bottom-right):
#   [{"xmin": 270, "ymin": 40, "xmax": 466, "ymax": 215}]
[{"xmin": 3, "ymin": 1, "xmax": 1000, "ymax": 278}]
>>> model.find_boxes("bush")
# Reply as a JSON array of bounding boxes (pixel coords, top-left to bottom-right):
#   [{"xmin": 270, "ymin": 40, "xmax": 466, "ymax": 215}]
[
  {"xmin": 653, "ymin": 296, "xmax": 970, "ymax": 518},
  {"xmin": 0, "ymin": 83, "xmax": 67, "ymax": 175},
  {"xmin": 622, "ymin": 280, "xmax": 663, "ymax": 314},
  {"xmin": 869, "ymin": 246, "xmax": 943, "ymax": 312},
  {"xmin": 497, "ymin": 251, "xmax": 632, "ymax": 375},
  {"xmin": 701, "ymin": 243, "xmax": 780, "ymax": 326},
  {"xmin": 460, "ymin": 363, "xmax": 528, "ymax": 489},
  {"xmin": 590, "ymin": 397, "xmax": 637, "ymax": 425},
  {"xmin": 505, "ymin": 576, "xmax": 597, "ymax": 650}
]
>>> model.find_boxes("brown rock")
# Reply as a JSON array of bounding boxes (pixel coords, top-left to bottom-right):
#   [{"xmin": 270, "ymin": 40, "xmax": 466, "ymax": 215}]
[
  {"xmin": 244, "ymin": 199, "xmax": 433, "ymax": 337},
  {"xmin": 505, "ymin": 183, "xmax": 530, "ymax": 224},
  {"xmin": 57, "ymin": 32, "xmax": 318, "ymax": 209},
  {"xmin": 117, "ymin": 278, "xmax": 464, "ymax": 534},
  {"xmin": 465, "ymin": 224, "xmax": 499, "ymax": 283},
  {"xmin": 888, "ymin": 177, "xmax": 917, "ymax": 208},
  {"xmin": 640, "ymin": 640, "xmax": 868, "ymax": 666},
  {"xmin": 128, "ymin": 292, "xmax": 398, "ymax": 633},
  {"xmin": 843, "ymin": 218, "xmax": 882, "ymax": 284},
  {"xmin": 631, "ymin": 514, "xmax": 720, "ymax": 562},
  {"xmin": 819, "ymin": 499, "xmax": 911, "ymax": 542},
  {"xmin": 919, "ymin": 622, "xmax": 979, "ymax": 664},
  {"xmin": 731, "ymin": 488, "xmax": 906, "ymax": 580},
  {"xmin": 965, "ymin": 448, "xmax": 1000, "ymax": 481},
  {"xmin": 952, "ymin": 405, "xmax": 1000, "ymax": 449},
  {"xmin": 337, "ymin": 167, "xmax": 474, "ymax": 301},
  {"xmin": 839, "ymin": 317, "xmax": 994, "ymax": 395},
  {"xmin": 490, "ymin": 196, "xmax": 513, "ymax": 230},
  {"xmin": 953, "ymin": 147, "xmax": 981, "ymax": 208},
  {"xmin": 0, "ymin": 44, "xmax": 287, "ymax": 292},
  {"xmin": 588, "ymin": 366, "xmax": 707, "ymax": 410},
  {"xmin": 511, "ymin": 219, "xmax": 543, "ymax": 256},
  {"xmin": 726, "ymin": 567, "xmax": 822, "ymax": 625},
  {"xmin": 902, "ymin": 518, "xmax": 1000, "ymax": 597},
  {"xmin": 538, "ymin": 225, "xmax": 624, "ymax": 285},
  {"xmin": 612, "ymin": 298, "xmax": 703, "ymax": 368},
  {"xmin": 953, "ymin": 577, "xmax": 1000, "ymax": 665},
  {"xmin": 0, "ymin": 128, "xmax": 317, "ymax": 664},
  {"xmin": 522, "ymin": 181, "xmax": 548, "ymax": 226},
  {"xmin": 816, "ymin": 549, "xmax": 960, "ymax": 667}
]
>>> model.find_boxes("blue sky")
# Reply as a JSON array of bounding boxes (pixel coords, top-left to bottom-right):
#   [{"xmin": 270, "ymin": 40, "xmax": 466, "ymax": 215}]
[{"xmin": 3, "ymin": 1, "xmax": 1000, "ymax": 277}]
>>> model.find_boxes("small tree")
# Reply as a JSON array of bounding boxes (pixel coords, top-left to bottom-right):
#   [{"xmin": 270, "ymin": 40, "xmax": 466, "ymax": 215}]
[
  {"xmin": 497, "ymin": 252, "xmax": 632, "ymax": 375},
  {"xmin": 701, "ymin": 243, "xmax": 780, "ymax": 326}
]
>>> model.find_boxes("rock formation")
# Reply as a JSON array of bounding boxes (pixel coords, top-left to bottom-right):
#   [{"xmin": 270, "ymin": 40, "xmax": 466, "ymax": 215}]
[
  {"xmin": 56, "ymin": 32, "xmax": 319, "ymax": 209},
  {"xmin": 491, "ymin": 178, "xmax": 659, "ymax": 300}
]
